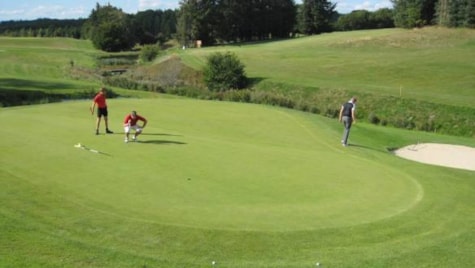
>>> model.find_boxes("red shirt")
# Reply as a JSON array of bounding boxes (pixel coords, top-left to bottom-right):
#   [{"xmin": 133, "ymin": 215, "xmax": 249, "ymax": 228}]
[
  {"xmin": 124, "ymin": 114, "xmax": 146, "ymax": 126},
  {"xmin": 93, "ymin": 92, "xmax": 107, "ymax": 108}
]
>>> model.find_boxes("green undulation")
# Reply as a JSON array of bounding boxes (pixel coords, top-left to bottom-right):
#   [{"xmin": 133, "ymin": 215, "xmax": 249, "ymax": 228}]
[{"xmin": 1, "ymin": 98, "xmax": 474, "ymax": 267}]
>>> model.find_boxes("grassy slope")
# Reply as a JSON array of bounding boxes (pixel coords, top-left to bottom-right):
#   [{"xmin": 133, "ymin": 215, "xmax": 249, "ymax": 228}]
[
  {"xmin": 0, "ymin": 37, "xmax": 100, "ymax": 97},
  {"xmin": 179, "ymin": 27, "xmax": 475, "ymax": 108},
  {"xmin": 0, "ymin": 37, "xmax": 159, "ymax": 101},
  {"xmin": 0, "ymin": 33, "xmax": 474, "ymax": 267}
]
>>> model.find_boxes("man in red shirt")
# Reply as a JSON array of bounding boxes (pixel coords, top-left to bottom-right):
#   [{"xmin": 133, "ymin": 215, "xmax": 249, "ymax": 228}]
[
  {"xmin": 90, "ymin": 87, "xmax": 113, "ymax": 135},
  {"xmin": 123, "ymin": 111, "xmax": 147, "ymax": 143}
]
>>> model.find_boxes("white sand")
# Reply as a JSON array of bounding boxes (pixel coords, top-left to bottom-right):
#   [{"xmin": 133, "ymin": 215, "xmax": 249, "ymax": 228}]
[{"xmin": 394, "ymin": 143, "xmax": 475, "ymax": 171}]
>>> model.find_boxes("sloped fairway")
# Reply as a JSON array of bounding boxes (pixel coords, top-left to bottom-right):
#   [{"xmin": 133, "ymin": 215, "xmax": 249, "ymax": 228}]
[{"xmin": 1, "ymin": 98, "xmax": 474, "ymax": 267}]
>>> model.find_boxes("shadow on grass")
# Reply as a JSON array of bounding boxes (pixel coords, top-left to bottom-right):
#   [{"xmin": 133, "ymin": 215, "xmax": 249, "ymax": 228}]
[
  {"xmin": 0, "ymin": 78, "xmax": 77, "ymax": 91},
  {"xmin": 0, "ymin": 78, "xmax": 97, "ymax": 106},
  {"xmin": 247, "ymin": 77, "xmax": 266, "ymax": 87},
  {"xmin": 141, "ymin": 133, "xmax": 183, "ymax": 137},
  {"xmin": 138, "ymin": 140, "xmax": 186, "ymax": 145},
  {"xmin": 97, "ymin": 151, "xmax": 112, "ymax": 156},
  {"xmin": 108, "ymin": 132, "xmax": 182, "ymax": 137}
]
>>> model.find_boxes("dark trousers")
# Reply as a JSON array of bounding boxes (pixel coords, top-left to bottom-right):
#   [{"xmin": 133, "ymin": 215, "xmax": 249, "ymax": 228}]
[{"xmin": 341, "ymin": 116, "xmax": 352, "ymax": 145}]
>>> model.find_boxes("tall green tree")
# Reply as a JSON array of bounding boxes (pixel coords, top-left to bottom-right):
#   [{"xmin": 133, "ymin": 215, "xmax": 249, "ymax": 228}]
[
  {"xmin": 82, "ymin": 3, "xmax": 135, "ymax": 52},
  {"xmin": 217, "ymin": 0, "xmax": 296, "ymax": 41},
  {"xmin": 420, "ymin": 0, "xmax": 437, "ymax": 24},
  {"xmin": 392, "ymin": 0, "xmax": 421, "ymax": 28},
  {"xmin": 178, "ymin": 0, "xmax": 296, "ymax": 45},
  {"xmin": 392, "ymin": 0, "xmax": 436, "ymax": 28},
  {"xmin": 371, "ymin": 8, "xmax": 395, "ymax": 28},
  {"xmin": 437, "ymin": 0, "xmax": 450, "ymax": 25},
  {"xmin": 336, "ymin": 10, "xmax": 371, "ymax": 30},
  {"xmin": 336, "ymin": 8, "xmax": 394, "ymax": 31},
  {"xmin": 265, "ymin": 0, "xmax": 297, "ymax": 38},
  {"xmin": 0, "ymin": 19, "xmax": 84, "ymax": 38},
  {"xmin": 437, "ymin": 0, "xmax": 475, "ymax": 27},
  {"xmin": 300, "ymin": 0, "xmax": 336, "ymax": 34},
  {"xmin": 177, "ymin": 0, "xmax": 218, "ymax": 47},
  {"xmin": 132, "ymin": 9, "xmax": 177, "ymax": 45},
  {"xmin": 467, "ymin": 0, "xmax": 475, "ymax": 27}
]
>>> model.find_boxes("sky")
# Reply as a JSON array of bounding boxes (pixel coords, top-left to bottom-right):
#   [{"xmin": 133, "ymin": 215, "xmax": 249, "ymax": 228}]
[{"xmin": 0, "ymin": 0, "xmax": 392, "ymax": 22}]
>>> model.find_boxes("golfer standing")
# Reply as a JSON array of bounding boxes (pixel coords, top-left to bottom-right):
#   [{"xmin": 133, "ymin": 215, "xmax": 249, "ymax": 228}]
[
  {"xmin": 90, "ymin": 87, "xmax": 113, "ymax": 135},
  {"xmin": 339, "ymin": 97, "xmax": 357, "ymax": 147},
  {"xmin": 124, "ymin": 111, "xmax": 147, "ymax": 143}
]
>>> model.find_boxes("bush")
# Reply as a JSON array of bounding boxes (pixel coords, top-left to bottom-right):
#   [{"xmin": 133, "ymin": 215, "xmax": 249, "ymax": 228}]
[
  {"xmin": 368, "ymin": 112, "xmax": 380, "ymax": 124},
  {"xmin": 140, "ymin": 44, "xmax": 160, "ymax": 62},
  {"xmin": 203, "ymin": 51, "xmax": 247, "ymax": 91}
]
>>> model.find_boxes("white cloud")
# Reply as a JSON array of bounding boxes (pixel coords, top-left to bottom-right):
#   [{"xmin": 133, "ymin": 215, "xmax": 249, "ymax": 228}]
[
  {"xmin": 355, "ymin": 0, "xmax": 392, "ymax": 11},
  {"xmin": 336, "ymin": 0, "xmax": 392, "ymax": 13},
  {"xmin": 32, "ymin": 5, "xmax": 84, "ymax": 18},
  {"xmin": 0, "ymin": 4, "xmax": 89, "ymax": 20},
  {"xmin": 138, "ymin": 0, "xmax": 178, "ymax": 11},
  {"xmin": 0, "ymin": 9, "xmax": 24, "ymax": 18},
  {"xmin": 139, "ymin": 0, "xmax": 161, "ymax": 10}
]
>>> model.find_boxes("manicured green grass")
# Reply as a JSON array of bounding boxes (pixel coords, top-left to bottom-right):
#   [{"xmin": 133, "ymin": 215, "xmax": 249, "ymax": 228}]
[
  {"xmin": 179, "ymin": 27, "xmax": 475, "ymax": 107},
  {"xmin": 1, "ymin": 98, "xmax": 474, "ymax": 267},
  {"xmin": 1, "ymin": 32, "xmax": 474, "ymax": 267}
]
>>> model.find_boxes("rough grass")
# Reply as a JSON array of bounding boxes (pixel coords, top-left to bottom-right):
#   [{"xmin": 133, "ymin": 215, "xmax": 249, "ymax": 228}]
[{"xmin": 179, "ymin": 27, "xmax": 475, "ymax": 107}]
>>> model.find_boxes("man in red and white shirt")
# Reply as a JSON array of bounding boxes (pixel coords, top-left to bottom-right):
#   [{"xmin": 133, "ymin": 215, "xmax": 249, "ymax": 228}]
[{"xmin": 123, "ymin": 111, "xmax": 147, "ymax": 143}]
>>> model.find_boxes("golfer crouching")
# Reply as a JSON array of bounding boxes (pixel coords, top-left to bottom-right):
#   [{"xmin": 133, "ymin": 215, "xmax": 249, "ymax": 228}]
[{"xmin": 124, "ymin": 111, "xmax": 147, "ymax": 143}]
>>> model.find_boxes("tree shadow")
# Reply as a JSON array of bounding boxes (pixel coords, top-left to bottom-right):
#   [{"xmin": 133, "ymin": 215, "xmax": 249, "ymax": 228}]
[
  {"xmin": 0, "ymin": 78, "xmax": 77, "ymax": 91},
  {"xmin": 0, "ymin": 78, "xmax": 105, "ymax": 106},
  {"xmin": 247, "ymin": 77, "xmax": 266, "ymax": 87}
]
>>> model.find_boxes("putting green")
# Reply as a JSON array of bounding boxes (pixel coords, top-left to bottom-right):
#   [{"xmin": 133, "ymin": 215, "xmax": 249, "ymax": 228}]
[{"xmin": 1, "ymin": 98, "xmax": 423, "ymax": 231}]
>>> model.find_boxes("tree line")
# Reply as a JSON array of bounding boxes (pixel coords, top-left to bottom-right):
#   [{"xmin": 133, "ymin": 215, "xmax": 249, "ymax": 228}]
[
  {"xmin": 0, "ymin": 0, "xmax": 473, "ymax": 51},
  {"xmin": 0, "ymin": 4, "xmax": 177, "ymax": 50},
  {"xmin": 392, "ymin": 0, "xmax": 475, "ymax": 28},
  {"xmin": 0, "ymin": 19, "xmax": 84, "ymax": 38}
]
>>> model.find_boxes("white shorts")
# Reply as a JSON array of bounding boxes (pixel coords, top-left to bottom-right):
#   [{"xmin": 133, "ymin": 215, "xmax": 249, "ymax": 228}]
[{"xmin": 124, "ymin": 125, "xmax": 142, "ymax": 133}]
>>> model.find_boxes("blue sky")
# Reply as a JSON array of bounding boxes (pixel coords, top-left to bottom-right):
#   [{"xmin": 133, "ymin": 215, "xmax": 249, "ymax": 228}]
[{"xmin": 0, "ymin": 0, "xmax": 392, "ymax": 22}]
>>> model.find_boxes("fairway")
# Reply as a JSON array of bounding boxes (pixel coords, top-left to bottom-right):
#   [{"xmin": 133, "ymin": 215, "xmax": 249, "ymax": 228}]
[{"xmin": 1, "ymin": 98, "xmax": 421, "ymax": 232}]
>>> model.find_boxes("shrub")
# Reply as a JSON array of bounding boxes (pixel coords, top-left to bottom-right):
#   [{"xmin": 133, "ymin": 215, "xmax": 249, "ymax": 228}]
[
  {"xmin": 203, "ymin": 51, "xmax": 247, "ymax": 91},
  {"xmin": 140, "ymin": 44, "xmax": 160, "ymax": 62},
  {"xmin": 368, "ymin": 112, "xmax": 380, "ymax": 125}
]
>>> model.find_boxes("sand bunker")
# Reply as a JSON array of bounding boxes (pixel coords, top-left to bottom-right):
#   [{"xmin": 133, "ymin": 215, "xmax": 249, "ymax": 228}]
[{"xmin": 394, "ymin": 143, "xmax": 475, "ymax": 171}]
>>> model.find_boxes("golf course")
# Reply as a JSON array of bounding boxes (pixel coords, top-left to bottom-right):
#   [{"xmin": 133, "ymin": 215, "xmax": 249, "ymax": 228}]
[{"xmin": 1, "ymin": 28, "xmax": 474, "ymax": 267}]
